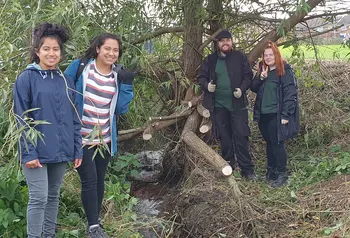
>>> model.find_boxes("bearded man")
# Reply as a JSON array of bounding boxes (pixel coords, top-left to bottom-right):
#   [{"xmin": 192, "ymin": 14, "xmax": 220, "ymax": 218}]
[{"xmin": 197, "ymin": 30, "xmax": 256, "ymax": 180}]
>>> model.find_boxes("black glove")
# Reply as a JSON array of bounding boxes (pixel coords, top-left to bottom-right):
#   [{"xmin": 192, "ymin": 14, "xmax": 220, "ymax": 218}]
[{"xmin": 118, "ymin": 69, "xmax": 136, "ymax": 85}]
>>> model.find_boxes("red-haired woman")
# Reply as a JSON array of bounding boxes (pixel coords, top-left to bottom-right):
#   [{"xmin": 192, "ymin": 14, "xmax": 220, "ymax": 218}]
[{"xmin": 251, "ymin": 41, "xmax": 299, "ymax": 188}]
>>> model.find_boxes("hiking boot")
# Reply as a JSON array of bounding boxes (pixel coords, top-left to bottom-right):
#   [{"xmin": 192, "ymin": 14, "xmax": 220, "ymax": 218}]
[
  {"xmin": 86, "ymin": 220, "xmax": 104, "ymax": 235},
  {"xmin": 271, "ymin": 172, "xmax": 288, "ymax": 188},
  {"xmin": 88, "ymin": 225, "xmax": 110, "ymax": 238},
  {"xmin": 266, "ymin": 167, "xmax": 278, "ymax": 182},
  {"xmin": 242, "ymin": 172, "xmax": 258, "ymax": 181}
]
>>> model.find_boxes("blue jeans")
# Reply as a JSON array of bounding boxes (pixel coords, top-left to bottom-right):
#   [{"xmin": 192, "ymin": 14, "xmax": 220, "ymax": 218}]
[{"xmin": 22, "ymin": 162, "xmax": 67, "ymax": 238}]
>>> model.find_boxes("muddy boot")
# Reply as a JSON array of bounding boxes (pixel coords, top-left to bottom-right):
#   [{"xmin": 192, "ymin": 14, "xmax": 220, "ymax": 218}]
[
  {"xmin": 266, "ymin": 167, "xmax": 278, "ymax": 182},
  {"xmin": 271, "ymin": 172, "xmax": 287, "ymax": 188}
]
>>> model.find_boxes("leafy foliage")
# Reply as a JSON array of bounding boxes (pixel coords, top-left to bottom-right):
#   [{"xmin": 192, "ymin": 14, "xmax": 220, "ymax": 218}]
[
  {"xmin": 0, "ymin": 0, "xmax": 349, "ymax": 237},
  {"xmin": 107, "ymin": 153, "xmax": 140, "ymax": 216},
  {"xmin": 0, "ymin": 161, "xmax": 27, "ymax": 238}
]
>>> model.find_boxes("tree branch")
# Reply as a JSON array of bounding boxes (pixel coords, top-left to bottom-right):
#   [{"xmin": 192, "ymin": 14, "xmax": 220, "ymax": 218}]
[
  {"xmin": 248, "ymin": 0, "xmax": 324, "ymax": 64},
  {"xmin": 277, "ymin": 24, "xmax": 344, "ymax": 47},
  {"xmin": 303, "ymin": 10, "xmax": 350, "ymax": 21},
  {"xmin": 130, "ymin": 27, "xmax": 184, "ymax": 45}
]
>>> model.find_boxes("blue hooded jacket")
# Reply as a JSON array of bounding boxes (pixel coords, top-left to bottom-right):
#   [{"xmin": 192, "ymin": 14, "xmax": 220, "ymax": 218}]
[
  {"xmin": 13, "ymin": 63, "xmax": 83, "ymax": 164},
  {"xmin": 64, "ymin": 59, "xmax": 134, "ymax": 156}
]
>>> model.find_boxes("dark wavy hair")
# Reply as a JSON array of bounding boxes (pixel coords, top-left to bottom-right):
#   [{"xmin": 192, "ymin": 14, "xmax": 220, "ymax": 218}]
[
  {"xmin": 83, "ymin": 33, "xmax": 123, "ymax": 60},
  {"xmin": 30, "ymin": 23, "xmax": 69, "ymax": 63}
]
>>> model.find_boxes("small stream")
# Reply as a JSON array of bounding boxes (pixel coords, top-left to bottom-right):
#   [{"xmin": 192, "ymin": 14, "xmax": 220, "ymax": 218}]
[{"xmin": 131, "ymin": 150, "xmax": 169, "ymax": 238}]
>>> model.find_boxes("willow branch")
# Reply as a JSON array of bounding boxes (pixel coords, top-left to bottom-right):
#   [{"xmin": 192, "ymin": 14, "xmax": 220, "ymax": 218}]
[
  {"xmin": 130, "ymin": 27, "xmax": 185, "ymax": 45},
  {"xmin": 277, "ymin": 24, "xmax": 344, "ymax": 46}
]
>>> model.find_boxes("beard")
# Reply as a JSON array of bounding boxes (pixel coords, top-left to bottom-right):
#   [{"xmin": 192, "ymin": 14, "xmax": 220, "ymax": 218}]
[{"xmin": 219, "ymin": 44, "xmax": 232, "ymax": 53}]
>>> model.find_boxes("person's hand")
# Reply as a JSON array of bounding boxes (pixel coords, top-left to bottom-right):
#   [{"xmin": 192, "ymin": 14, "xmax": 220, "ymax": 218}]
[
  {"xmin": 260, "ymin": 65, "xmax": 268, "ymax": 80},
  {"xmin": 25, "ymin": 159, "xmax": 43, "ymax": 169},
  {"xmin": 74, "ymin": 158, "xmax": 82, "ymax": 169},
  {"xmin": 208, "ymin": 81, "xmax": 216, "ymax": 92},
  {"xmin": 281, "ymin": 119, "xmax": 289, "ymax": 124},
  {"xmin": 233, "ymin": 88, "xmax": 242, "ymax": 98}
]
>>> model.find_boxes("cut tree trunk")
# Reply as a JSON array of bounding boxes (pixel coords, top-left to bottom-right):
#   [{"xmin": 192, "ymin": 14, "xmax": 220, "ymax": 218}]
[
  {"xmin": 172, "ymin": 110, "xmax": 202, "ymax": 152},
  {"xmin": 118, "ymin": 127, "xmax": 146, "ymax": 142},
  {"xmin": 199, "ymin": 117, "xmax": 212, "ymax": 134},
  {"xmin": 148, "ymin": 109, "xmax": 192, "ymax": 122},
  {"xmin": 181, "ymin": 110, "xmax": 202, "ymax": 136},
  {"xmin": 188, "ymin": 94, "xmax": 202, "ymax": 108},
  {"xmin": 197, "ymin": 103, "xmax": 210, "ymax": 118},
  {"xmin": 182, "ymin": 131, "xmax": 232, "ymax": 176},
  {"xmin": 143, "ymin": 107, "xmax": 193, "ymax": 140}
]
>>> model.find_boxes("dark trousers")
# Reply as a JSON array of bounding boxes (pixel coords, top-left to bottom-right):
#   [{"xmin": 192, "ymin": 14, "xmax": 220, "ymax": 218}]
[
  {"xmin": 77, "ymin": 145, "xmax": 111, "ymax": 226},
  {"xmin": 258, "ymin": 113, "xmax": 287, "ymax": 173},
  {"xmin": 214, "ymin": 107, "xmax": 254, "ymax": 175}
]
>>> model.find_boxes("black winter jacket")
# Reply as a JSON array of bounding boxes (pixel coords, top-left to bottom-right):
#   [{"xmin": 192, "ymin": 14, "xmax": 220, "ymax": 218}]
[
  {"xmin": 197, "ymin": 50, "xmax": 253, "ymax": 111},
  {"xmin": 251, "ymin": 63, "xmax": 300, "ymax": 141}
]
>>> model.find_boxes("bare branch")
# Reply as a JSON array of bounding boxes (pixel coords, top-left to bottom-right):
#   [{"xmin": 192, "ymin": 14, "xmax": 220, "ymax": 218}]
[
  {"xmin": 130, "ymin": 27, "xmax": 184, "ymax": 45},
  {"xmin": 303, "ymin": 10, "xmax": 350, "ymax": 21},
  {"xmin": 248, "ymin": 0, "xmax": 324, "ymax": 64},
  {"xmin": 277, "ymin": 24, "xmax": 344, "ymax": 46}
]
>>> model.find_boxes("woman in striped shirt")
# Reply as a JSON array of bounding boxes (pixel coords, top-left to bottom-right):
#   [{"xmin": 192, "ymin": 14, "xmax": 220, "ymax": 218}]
[{"xmin": 65, "ymin": 33, "xmax": 134, "ymax": 238}]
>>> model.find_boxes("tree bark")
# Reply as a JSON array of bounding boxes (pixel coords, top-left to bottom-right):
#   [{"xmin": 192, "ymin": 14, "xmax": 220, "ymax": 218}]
[
  {"xmin": 197, "ymin": 103, "xmax": 210, "ymax": 118},
  {"xmin": 182, "ymin": 0, "xmax": 204, "ymax": 81},
  {"xmin": 188, "ymin": 94, "xmax": 202, "ymax": 108},
  {"xmin": 183, "ymin": 131, "xmax": 232, "ymax": 176},
  {"xmin": 143, "ymin": 108, "xmax": 194, "ymax": 140},
  {"xmin": 181, "ymin": 110, "xmax": 202, "ymax": 136},
  {"xmin": 207, "ymin": 0, "xmax": 223, "ymax": 51},
  {"xmin": 118, "ymin": 127, "xmax": 146, "ymax": 142},
  {"xmin": 148, "ymin": 108, "xmax": 192, "ymax": 122}
]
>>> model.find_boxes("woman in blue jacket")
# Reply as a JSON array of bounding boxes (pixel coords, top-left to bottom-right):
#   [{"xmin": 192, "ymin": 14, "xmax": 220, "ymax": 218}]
[
  {"xmin": 65, "ymin": 33, "xmax": 134, "ymax": 237},
  {"xmin": 13, "ymin": 23, "xmax": 82, "ymax": 237},
  {"xmin": 251, "ymin": 41, "xmax": 299, "ymax": 188}
]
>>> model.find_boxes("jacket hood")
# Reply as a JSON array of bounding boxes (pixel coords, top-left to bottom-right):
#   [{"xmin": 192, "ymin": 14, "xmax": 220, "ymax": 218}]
[
  {"xmin": 24, "ymin": 63, "xmax": 60, "ymax": 79},
  {"xmin": 26, "ymin": 62, "xmax": 43, "ymax": 70}
]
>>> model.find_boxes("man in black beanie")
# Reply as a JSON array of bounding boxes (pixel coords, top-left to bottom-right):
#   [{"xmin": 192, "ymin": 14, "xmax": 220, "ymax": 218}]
[{"xmin": 197, "ymin": 30, "xmax": 256, "ymax": 180}]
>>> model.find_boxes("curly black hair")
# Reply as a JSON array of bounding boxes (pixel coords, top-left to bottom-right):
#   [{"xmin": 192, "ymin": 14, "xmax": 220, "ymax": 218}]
[{"xmin": 30, "ymin": 22, "xmax": 69, "ymax": 63}]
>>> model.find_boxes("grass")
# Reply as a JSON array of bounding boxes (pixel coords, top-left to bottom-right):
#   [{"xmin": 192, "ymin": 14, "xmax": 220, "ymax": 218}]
[{"xmin": 280, "ymin": 44, "xmax": 350, "ymax": 60}]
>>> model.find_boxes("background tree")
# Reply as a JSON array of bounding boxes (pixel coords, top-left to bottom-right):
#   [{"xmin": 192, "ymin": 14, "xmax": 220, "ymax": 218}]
[{"xmin": 0, "ymin": 0, "xmax": 349, "ymax": 237}]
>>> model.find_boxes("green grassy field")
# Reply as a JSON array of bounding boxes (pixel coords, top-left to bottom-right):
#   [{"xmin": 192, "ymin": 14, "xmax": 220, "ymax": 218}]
[{"xmin": 280, "ymin": 44, "xmax": 350, "ymax": 60}]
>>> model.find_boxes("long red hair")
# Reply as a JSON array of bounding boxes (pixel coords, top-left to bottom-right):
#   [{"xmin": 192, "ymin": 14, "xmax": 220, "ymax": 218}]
[{"xmin": 261, "ymin": 41, "xmax": 286, "ymax": 77}]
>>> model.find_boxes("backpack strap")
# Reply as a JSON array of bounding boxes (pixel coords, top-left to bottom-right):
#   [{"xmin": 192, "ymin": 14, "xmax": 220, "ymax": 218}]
[
  {"xmin": 113, "ymin": 64, "xmax": 124, "ymax": 73},
  {"xmin": 75, "ymin": 57, "xmax": 90, "ymax": 85}
]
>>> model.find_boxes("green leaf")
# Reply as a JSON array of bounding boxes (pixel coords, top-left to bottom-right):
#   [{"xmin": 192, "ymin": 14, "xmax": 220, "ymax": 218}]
[
  {"xmin": 130, "ymin": 213, "xmax": 137, "ymax": 221},
  {"xmin": 21, "ymin": 108, "xmax": 41, "ymax": 115},
  {"xmin": 130, "ymin": 170, "xmax": 139, "ymax": 178},
  {"xmin": 92, "ymin": 148, "xmax": 99, "ymax": 161}
]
